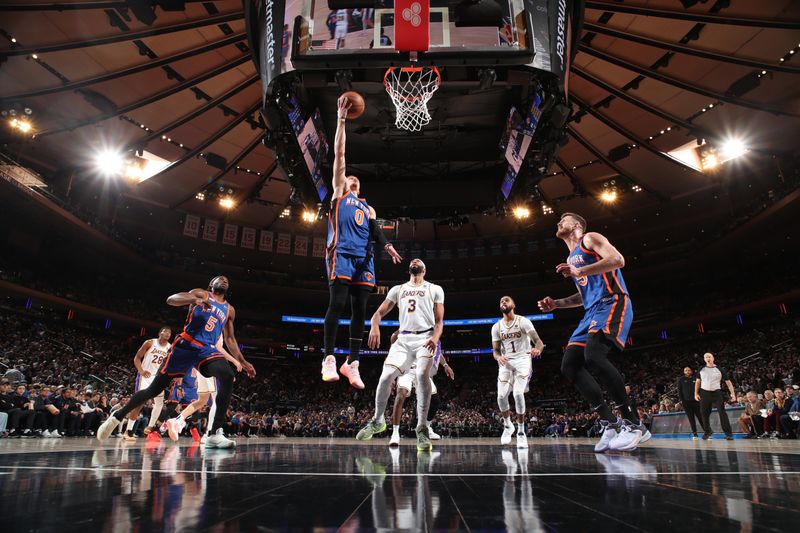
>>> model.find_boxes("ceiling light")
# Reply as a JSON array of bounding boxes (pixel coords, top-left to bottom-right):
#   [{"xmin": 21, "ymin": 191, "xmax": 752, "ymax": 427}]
[
  {"xmin": 301, "ymin": 210, "xmax": 317, "ymax": 223},
  {"xmin": 512, "ymin": 206, "xmax": 530, "ymax": 220},
  {"xmin": 280, "ymin": 207, "xmax": 291, "ymax": 218},
  {"xmin": 31, "ymin": 54, "xmax": 38, "ymax": 60},
  {"xmin": 195, "ymin": 192, "xmax": 205, "ymax": 201},
  {"xmin": 541, "ymin": 203, "xmax": 553, "ymax": 215},
  {"xmin": 219, "ymin": 197, "xmax": 235, "ymax": 209},
  {"xmin": 11, "ymin": 38, "xmax": 17, "ymax": 43},
  {"xmin": 719, "ymin": 138, "xmax": 747, "ymax": 160},
  {"xmin": 701, "ymin": 153, "xmax": 719, "ymax": 170},
  {"xmin": 599, "ymin": 190, "xmax": 618, "ymax": 203},
  {"xmin": 631, "ymin": 185, "xmax": 642, "ymax": 192},
  {"xmin": 94, "ymin": 149, "xmax": 126, "ymax": 176}
]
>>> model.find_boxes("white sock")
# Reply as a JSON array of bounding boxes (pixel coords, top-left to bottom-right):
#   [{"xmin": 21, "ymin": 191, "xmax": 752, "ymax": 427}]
[
  {"xmin": 205, "ymin": 395, "xmax": 217, "ymax": 436},
  {"xmin": 503, "ymin": 416, "xmax": 512, "ymax": 428},
  {"xmin": 393, "ymin": 424, "xmax": 400, "ymax": 433},
  {"xmin": 427, "ymin": 420, "xmax": 433, "ymax": 428},
  {"xmin": 148, "ymin": 395, "xmax": 164, "ymax": 428},
  {"xmin": 517, "ymin": 422, "xmax": 525, "ymax": 435},
  {"xmin": 374, "ymin": 366, "xmax": 399, "ymax": 421}
]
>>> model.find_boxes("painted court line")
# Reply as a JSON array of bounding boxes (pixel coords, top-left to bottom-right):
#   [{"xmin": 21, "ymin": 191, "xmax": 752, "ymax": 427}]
[{"xmin": 0, "ymin": 465, "xmax": 798, "ymax": 478}]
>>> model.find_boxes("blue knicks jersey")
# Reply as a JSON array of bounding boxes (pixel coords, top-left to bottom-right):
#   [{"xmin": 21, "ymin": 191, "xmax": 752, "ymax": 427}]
[
  {"xmin": 182, "ymin": 291, "xmax": 228, "ymax": 347},
  {"xmin": 567, "ymin": 238, "xmax": 629, "ymax": 309},
  {"xmin": 328, "ymin": 192, "xmax": 370, "ymax": 257}
]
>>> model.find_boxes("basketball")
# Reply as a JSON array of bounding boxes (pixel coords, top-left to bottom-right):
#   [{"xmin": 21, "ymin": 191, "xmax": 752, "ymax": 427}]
[{"xmin": 341, "ymin": 90, "xmax": 365, "ymax": 119}]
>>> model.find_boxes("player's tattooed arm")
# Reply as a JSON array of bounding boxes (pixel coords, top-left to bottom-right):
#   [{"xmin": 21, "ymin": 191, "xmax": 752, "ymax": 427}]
[
  {"xmin": 492, "ymin": 340, "xmax": 508, "ymax": 366},
  {"xmin": 368, "ymin": 299, "xmax": 397, "ymax": 349},
  {"xmin": 538, "ymin": 292, "xmax": 582, "ymax": 312},
  {"xmin": 527, "ymin": 328, "xmax": 544, "ymax": 357},
  {"xmin": 223, "ymin": 306, "xmax": 256, "ymax": 378},
  {"xmin": 133, "ymin": 339, "xmax": 153, "ymax": 377},
  {"xmin": 166, "ymin": 288, "xmax": 210, "ymax": 309},
  {"xmin": 332, "ymin": 95, "xmax": 351, "ymax": 197}
]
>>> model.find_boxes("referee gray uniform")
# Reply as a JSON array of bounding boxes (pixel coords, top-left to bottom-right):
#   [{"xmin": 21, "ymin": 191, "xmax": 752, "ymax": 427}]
[{"xmin": 697, "ymin": 365, "xmax": 733, "ymax": 438}]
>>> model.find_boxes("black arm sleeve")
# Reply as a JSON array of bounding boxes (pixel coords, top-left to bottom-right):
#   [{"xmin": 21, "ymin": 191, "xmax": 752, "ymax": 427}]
[{"xmin": 369, "ymin": 218, "xmax": 390, "ymax": 249}]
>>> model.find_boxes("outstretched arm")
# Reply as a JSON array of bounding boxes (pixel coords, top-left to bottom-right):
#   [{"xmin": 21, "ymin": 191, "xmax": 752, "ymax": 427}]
[
  {"xmin": 332, "ymin": 95, "xmax": 351, "ymax": 198},
  {"xmin": 222, "ymin": 306, "xmax": 256, "ymax": 378}
]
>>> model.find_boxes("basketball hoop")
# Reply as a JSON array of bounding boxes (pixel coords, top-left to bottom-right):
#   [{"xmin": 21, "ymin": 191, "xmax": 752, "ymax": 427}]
[{"xmin": 384, "ymin": 66, "xmax": 441, "ymax": 132}]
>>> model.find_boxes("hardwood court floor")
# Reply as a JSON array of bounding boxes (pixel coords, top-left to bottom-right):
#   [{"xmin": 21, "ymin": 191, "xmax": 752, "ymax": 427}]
[{"xmin": 1, "ymin": 437, "xmax": 797, "ymax": 531}]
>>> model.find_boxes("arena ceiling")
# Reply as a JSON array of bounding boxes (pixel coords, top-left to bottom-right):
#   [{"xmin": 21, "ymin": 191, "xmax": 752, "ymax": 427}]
[{"xmin": 1, "ymin": 0, "xmax": 799, "ymax": 242}]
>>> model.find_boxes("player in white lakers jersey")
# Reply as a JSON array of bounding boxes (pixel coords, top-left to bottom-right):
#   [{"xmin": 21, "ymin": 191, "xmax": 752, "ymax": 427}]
[
  {"xmin": 491, "ymin": 296, "xmax": 544, "ymax": 448},
  {"xmin": 357, "ymin": 258, "xmax": 445, "ymax": 451},
  {"xmin": 388, "ymin": 331, "xmax": 455, "ymax": 446},
  {"xmin": 123, "ymin": 327, "xmax": 172, "ymax": 441}
]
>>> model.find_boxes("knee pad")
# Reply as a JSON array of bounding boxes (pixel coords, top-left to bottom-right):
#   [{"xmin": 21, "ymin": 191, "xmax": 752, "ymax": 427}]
[{"xmin": 497, "ymin": 381, "xmax": 511, "ymax": 411}]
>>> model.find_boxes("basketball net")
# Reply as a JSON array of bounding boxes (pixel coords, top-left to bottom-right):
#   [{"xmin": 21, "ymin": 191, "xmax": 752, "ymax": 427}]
[{"xmin": 384, "ymin": 66, "xmax": 441, "ymax": 132}]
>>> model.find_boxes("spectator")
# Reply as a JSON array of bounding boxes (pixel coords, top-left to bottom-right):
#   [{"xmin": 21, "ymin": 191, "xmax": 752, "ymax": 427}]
[
  {"xmin": 677, "ymin": 367, "xmax": 702, "ymax": 439},
  {"xmin": 695, "ymin": 353, "xmax": 735, "ymax": 440},
  {"xmin": 0, "ymin": 379, "xmax": 12, "ymax": 436},
  {"xmin": 764, "ymin": 388, "xmax": 790, "ymax": 438},
  {"xmin": 779, "ymin": 390, "xmax": 799, "ymax": 438},
  {"xmin": 33, "ymin": 386, "xmax": 62, "ymax": 437},
  {"xmin": 738, "ymin": 391, "xmax": 764, "ymax": 438},
  {"xmin": 8, "ymin": 384, "xmax": 35, "ymax": 437}
]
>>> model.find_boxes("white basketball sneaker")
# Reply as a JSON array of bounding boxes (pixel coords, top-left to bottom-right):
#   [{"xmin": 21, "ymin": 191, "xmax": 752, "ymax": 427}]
[
  {"xmin": 96, "ymin": 415, "xmax": 121, "ymax": 442},
  {"xmin": 205, "ymin": 428, "xmax": 235, "ymax": 449},
  {"xmin": 321, "ymin": 355, "xmax": 340, "ymax": 382},
  {"xmin": 516, "ymin": 433, "xmax": 529, "ymax": 449},
  {"xmin": 428, "ymin": 425, "xmax": 441, "ymax": 440},
  {"xmin": 166, "ymin": 417, "xmax": 186, "ymax": 442},
  {"xmin": 610, "ymin": 420, "xmax": 643, "ymax": 452},
  {"xmin": 594, "ymin": 419, "xmax": 621, "ymax": 453},
  {"xmin": 501, "ymin": 423, "xmax": 515, "ymax": 446}
]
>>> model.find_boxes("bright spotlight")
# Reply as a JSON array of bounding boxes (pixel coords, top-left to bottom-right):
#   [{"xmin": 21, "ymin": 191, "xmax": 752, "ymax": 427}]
[
  {"xmin": 719, "ymin": 138, "xmax": 747, "ymax": 160},
  {"xmin": 94, "ymin": 149, "xmax": 125, "ymax": 176},
  {"xmin": 599, "ymin": 190, "xmax": 618, "ymax": 203},
  {"xmin": 512, "ymin": 206, "xmax": 531, "ymax": 220},
  {"xmin": 219, "ymin": 197, "xmax": 235, "ymax": 209},
  {"xmin": 701, "ymin": 153, "xmax": 719, "ymax": 171},
  {"xmin": 195, "ymin": 192, "xmax": 205, "ymax": 201},
  {"xmin": 301, "ymin": 210, "xmax": 317, "ymax": 223}
]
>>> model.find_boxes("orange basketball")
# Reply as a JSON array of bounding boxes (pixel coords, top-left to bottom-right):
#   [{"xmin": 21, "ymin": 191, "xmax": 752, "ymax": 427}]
[{"xmin": 342, "ymin": 91, "xmax": 365, "ymax": 120}]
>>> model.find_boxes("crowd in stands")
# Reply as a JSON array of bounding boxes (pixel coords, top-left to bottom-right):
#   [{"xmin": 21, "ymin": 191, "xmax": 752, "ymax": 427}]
[{"xmin": 1, "ymin": 307, "xmax": 798, "ymax": 441}]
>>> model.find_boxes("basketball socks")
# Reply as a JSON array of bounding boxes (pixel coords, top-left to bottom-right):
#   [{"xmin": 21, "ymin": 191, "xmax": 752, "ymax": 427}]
[
  {"xmin": 503, "ymin": 416, "xmax": 513, "ymax": 428},
  {"xmin": 348, "ymin": 338, "xmax": 362, "ymax": 362},
  {"xmin": 415, "ymin": 360, "xmax": 433, "ymax": 429},
  {"xmin": 393, "ymin": 424, "xmax": 400, "ymax": 434},
  {"xmin": 374, "ymin": 366, "xmax": 399, "ymax": 422},
  {"xmin": 517, "ymin": 422, "xmax": 525, "ymax": 435}
]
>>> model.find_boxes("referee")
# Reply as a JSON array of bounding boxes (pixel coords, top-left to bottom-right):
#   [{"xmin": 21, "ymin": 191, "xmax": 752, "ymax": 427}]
[{"xmin": 694, "ymin": 352, "xmax": 735, "ymax": 440}]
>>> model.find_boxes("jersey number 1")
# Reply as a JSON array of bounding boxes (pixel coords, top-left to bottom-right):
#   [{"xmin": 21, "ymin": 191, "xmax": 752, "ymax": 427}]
[{"xmin": 510, "ymin": 341, "xmax": 516, "ymax": 353}]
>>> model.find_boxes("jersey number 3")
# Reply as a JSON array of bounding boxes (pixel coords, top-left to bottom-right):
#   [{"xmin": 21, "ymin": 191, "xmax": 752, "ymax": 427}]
[{"xmin": 408, "ymin": 299, "xmax": 416, "ymax": 313}]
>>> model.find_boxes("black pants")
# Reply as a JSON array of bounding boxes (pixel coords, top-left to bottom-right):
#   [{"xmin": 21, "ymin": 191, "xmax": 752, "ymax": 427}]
[
  {"xmin": 8, "ymin": 408, "xmax": 35, "ymax": 431},
  {"xmin": 682, "ymin": 401, "xmax": 702, "ymax": 435},
  {"xmin": 699, "ymin": 389, "xmax": 732, "ymax": 437}
]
